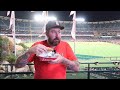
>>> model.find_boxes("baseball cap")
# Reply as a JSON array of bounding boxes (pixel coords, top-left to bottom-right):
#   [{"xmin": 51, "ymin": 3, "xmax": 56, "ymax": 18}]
[{"xmin": 46, "ymin": 21, "xmax": 64, "ymax": 30}]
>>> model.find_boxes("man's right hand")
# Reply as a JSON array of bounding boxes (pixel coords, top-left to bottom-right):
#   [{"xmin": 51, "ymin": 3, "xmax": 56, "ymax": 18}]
[{"xmin": 27, "ymin": 44, "xmax": 53, "ymax": 55}]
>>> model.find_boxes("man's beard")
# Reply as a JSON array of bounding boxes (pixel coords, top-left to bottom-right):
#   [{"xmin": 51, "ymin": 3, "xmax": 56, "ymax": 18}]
[{"xmin": 48, "ymin": 38, "xmax": 60, "ymax": 46}]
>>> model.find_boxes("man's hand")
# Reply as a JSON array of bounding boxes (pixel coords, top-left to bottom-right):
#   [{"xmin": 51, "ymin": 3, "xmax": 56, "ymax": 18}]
[
  {"xmin": 28, "ymin": 44, "xmax": 53, "ymax": 55},
  {"xmin": 48, "ymin": 53, "xmax": 80, "ymax": 72},
  {"xmin": 48, "ymin": 53, "xmax": 64, "ymax": 64}
]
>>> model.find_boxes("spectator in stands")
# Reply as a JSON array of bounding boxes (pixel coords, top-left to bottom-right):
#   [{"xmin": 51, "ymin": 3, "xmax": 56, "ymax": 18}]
[{"xmin": 15, "ymin": 21, "xmax": 79, "ymax": 79}]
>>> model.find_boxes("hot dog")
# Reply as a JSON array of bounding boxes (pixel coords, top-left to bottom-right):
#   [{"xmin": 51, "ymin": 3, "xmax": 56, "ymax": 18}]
[{"xmin": 47, "ymin": 48, "xmax": 54, "ymax": 51}]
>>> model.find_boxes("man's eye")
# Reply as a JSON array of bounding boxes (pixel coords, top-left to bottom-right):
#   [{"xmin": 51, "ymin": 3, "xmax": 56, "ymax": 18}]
[{"xmin": 51, "ymin": 31, "xmax": 55, "ymax": 33}]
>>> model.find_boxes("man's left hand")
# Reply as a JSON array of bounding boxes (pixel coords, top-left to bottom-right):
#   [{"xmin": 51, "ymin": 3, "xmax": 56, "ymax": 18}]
[{"xmin": 48, "ymin": 53, "xmax": 64, "ymax": 64}]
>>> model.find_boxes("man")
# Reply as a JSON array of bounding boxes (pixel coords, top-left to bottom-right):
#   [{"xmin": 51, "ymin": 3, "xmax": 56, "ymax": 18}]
[{"xmin": 15, "ymin": 21, "xmax": 80, "ymax": 79}]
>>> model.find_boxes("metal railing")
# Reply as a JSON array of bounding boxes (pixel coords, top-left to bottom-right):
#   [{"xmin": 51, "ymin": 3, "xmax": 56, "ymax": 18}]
[{"xmin": 0, "ymin": 62, "xmax": 120, "ymax": 79}]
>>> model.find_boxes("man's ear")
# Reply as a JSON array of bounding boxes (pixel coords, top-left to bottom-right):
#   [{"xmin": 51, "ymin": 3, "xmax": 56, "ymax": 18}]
[{"xmin": 46, "ymin": 31, "xmax": 48, "ymax": 37}]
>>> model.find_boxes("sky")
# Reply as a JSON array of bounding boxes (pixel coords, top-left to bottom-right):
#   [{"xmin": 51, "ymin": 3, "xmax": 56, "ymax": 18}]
[{"xmin": 0, "ymin": 11, "xmax": 120, "ymax": 22}]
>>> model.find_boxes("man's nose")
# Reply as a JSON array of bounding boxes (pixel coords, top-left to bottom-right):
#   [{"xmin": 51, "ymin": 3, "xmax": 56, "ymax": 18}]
[{"xmin": 55, "ymin": 32, "xmax": 59, "ymax": 37}]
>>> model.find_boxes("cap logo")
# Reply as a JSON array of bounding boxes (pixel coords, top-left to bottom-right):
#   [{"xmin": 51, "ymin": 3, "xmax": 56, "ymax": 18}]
[{"xmin": 56, "ymin": 21, "xmax": 59, "ymax": 25}]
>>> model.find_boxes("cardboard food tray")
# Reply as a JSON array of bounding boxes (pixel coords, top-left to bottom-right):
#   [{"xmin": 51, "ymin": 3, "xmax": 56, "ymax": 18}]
[{"xmin": 38, "ymin": 56, "xmax": 57, "ymax": 61}]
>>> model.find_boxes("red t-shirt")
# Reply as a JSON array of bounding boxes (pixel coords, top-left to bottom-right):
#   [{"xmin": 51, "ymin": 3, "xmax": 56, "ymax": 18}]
[{"xmin": 28, "ymin": 40, "xmax": 77, "ymax": 79}]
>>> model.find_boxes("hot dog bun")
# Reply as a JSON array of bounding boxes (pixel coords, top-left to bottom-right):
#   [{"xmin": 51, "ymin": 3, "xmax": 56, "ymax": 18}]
[{"xmin": 47, "ymin": 48, "xmax": 54, "ymax": 51}]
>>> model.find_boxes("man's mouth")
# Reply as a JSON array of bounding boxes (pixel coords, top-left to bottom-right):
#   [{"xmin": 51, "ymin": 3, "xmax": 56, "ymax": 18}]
[{"xmin": 54, "ymin": 39, "xmax": 59, "ymax": 41}]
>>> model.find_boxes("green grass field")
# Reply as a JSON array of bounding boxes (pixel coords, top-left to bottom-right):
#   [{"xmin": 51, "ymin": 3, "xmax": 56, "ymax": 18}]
[
  {"xmin": 24, "ymin": 42, "xmax": 120, "ymax": 66},
  {"xmin": 25, "ymin": 42, "xmax": 120, "ymax": 58},
  {"xmin": 68, "ymin": 42, "xmax": 120, "ymax": 57}
]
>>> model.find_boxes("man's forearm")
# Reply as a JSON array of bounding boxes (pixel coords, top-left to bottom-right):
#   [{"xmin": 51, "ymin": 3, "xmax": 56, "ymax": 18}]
[
  {"xmin": 15, "ymin": 52, "xmax": 31, "ymax": 68},
  {"xmin": 62, "ymin": 58, "xmax": 80, "ymax": 72}
]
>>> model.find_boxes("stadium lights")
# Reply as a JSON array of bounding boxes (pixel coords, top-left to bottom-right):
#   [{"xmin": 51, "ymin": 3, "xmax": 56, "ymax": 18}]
[
  {"xmin": 76, "ymin": 17, "xmax": 85, "ymax": 22},
  {"xmin": 47, "ymin": 16, "xmax": 57, "ymax": 21},
  {"xmin": 34, "ymin": 14, "xmax": 42, "ymax": 21},
  {"xmin": 34, "ymin": 14, "xmax": 57, "ymax": 22}
]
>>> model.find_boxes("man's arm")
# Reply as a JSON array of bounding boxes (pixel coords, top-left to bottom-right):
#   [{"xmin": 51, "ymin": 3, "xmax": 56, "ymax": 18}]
[
  {"xmin": 15, "ymin": 52, "xmax": 31, "ymax": 68},
  {"xmin": 64, "ymin": 43, "xmax": 80, "ymax": 72},
  {"xmin": 15, "ymin": 44, "xmax": 53, "ymax": 68},
  {"xmin": 62, "ymin": 58, "xmax": 80, "ymax": 72},
  {"xmin": 49, "ymin": 54, "xmax": 80, "ymax": 72}
]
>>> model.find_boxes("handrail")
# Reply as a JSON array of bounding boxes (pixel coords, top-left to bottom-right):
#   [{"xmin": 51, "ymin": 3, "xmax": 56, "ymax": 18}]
[
  {"xmin": 1, "ymin": 62, "xmax": 120, "ymax": 79},
  {"xmin": 1, "ymin": 61, "xmax": 120, "ymax": 65}
]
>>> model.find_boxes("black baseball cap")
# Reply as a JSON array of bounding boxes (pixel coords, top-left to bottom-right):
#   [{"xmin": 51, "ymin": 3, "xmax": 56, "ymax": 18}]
[{"xmin": 46, "ymin": 21, "xmax": 64, "ymax": 31}]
